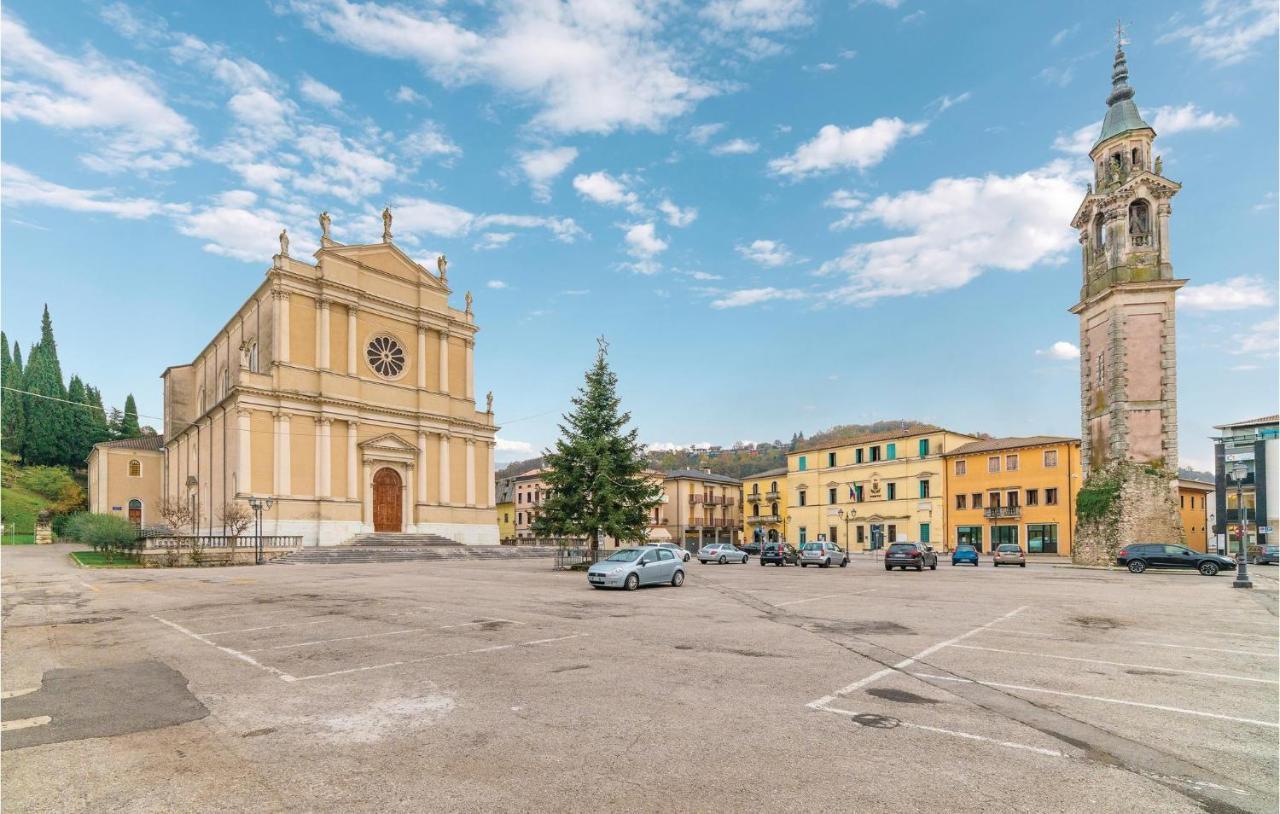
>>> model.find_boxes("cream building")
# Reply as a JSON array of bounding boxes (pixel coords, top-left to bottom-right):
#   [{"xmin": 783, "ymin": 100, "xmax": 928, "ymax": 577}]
[
  {"xmin": 99, "ymin": 211, "xmax": 499, "ymax": 546},
  {"xmin": 661, "ymin": 470, "xmax": 741, "ymax": 550},
  {"xmin": 742, "ymin": 466, "xmax": 787, "ymax": 544},
  {"xmin": 86, "ymin": 436, "xmax": 166, "ymax": 527},
  {"xmin": 787, "ymin": 427, "xmax": 979, "ymax": 551}
]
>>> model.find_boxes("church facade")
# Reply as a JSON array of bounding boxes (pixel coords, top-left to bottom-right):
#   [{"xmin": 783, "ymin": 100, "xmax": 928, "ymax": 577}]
[{"xmin": 110, "ymin": 211, "xmax": 499, "ymax": 546}]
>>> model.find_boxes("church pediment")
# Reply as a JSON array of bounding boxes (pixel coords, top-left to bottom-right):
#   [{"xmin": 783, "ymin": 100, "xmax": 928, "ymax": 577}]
[
  {"xmin": 359, "ymin": 432, "xmax": 418, "ymax": 452},
  {"xmin": 319, "ymin": 242, "xmax": 448, "ymax": 290}
]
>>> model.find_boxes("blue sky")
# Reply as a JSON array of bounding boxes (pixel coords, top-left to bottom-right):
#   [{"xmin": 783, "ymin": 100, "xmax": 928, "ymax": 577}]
[{"xmin": 2, "ymin": 0, "xmax": 1276, "ymax": 471}]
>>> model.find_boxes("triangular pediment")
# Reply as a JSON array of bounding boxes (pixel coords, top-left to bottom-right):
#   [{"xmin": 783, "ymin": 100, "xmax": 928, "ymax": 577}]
[
  {"xmin": 318, "ymin": 242, "xmax": 448, "ymax": 290},
  {"xmin": 359, "ymin": 432, "xmax": 418, "ymax": 452}
]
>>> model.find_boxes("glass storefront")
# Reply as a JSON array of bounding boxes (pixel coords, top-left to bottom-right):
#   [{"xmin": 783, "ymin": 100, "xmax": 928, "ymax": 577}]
[
  {"xmin": 956, "ymin": 526, "xmax": 983, "ymax": 551},
  {"xmin": 990, "ymin": 525, "xmax": 1018, "ymax": 547},
  {"xmin": 1026, "ymin": 523, "xmax": 1058, "ymax": 554}
]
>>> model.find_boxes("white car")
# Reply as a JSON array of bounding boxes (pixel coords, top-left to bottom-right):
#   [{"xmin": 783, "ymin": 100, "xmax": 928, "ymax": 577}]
[
  {"xmin": 698, "ymin": 543, "xmax": 748, "ymax": 564},
  {"xmin": 654, "ymin": 542, "xmax": 691, "ymax": 562}
]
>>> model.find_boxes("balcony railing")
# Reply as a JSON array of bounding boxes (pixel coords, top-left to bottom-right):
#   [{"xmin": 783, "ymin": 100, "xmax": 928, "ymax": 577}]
[
  {"xmin": 746, "ymin": 493, "xmax": 763, "ymax": 503},
  {"xmin": 983, "ymin": 506, "xmax": 1021, "ymax": 519},
  {"xmin": 1131, "ymin": 235, "xmax": 1152, "ymax": 248},
  {"xmin": 692, "ymin": 495, "xmax": 734, "ymax": 506},
  {"xmin": 765, "ymin": 490, "xmax": 781, "ymax": 501},
  {"xmin": 747, "ymin": 515, "xmax": 781, "ymax": 525}
]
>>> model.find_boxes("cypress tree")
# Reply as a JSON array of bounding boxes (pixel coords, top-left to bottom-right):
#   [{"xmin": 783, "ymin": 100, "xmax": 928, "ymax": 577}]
[
  {"xmin": 7, "ymin": 342, "xmax": 26, "ymax": 461},
  {"xmin": 532, "ymin": 338, "xmax": 661, "ymax": 550},
  {"xmin": 21, "ymin": 343, "xmax": 66, "ymax": 466},
  {"xmin": 119, "ymin": 394, "xmax": 142, "ymax": 439},
  {"xmin": 65, "ymin": 376, "xmax": 95, "ymax": 465},
  {"xmin": 34, "ymin": 305, "xmax": 65, "ymax": 397},
  {"xmin": 85, "ymin": 386, "xmax": 111, "ymax": 447}
]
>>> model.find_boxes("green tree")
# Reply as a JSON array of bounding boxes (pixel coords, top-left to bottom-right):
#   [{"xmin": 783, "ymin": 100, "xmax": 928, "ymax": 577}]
[
  {"xmin": 21, "ymin": 342, "xmax": 68, "ymax": 466},
  {"xmin": 1, "ymin": 334, "xmax": 24, "ymax": 460},
  {"xmin": 84, "ymin": 386, "xmax": 111, "ymax": 448},
  {"xmin": 532, "ymin": 338, "xmax": 661, "ymax": 550},
  {"xmin": 119, "ymin": 393, "xmax": 142, "ymax": 439},
  {"xmin": 65, "ymin": 376, "xmax": 95, "ymax": 464}
]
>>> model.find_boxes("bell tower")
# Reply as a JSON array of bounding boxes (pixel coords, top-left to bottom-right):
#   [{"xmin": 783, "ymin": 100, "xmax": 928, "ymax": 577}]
[
  {"xmin": 1070, "ymin": 28, "xmax": 1185, "ymax": 473},
  {"xmin": 1068, "ymin": 29, "xmax": 1186, "ymax": 562}
]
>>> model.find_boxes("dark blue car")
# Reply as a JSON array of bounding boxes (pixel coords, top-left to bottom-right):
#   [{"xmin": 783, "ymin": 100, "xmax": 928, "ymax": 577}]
[{"xmin": 951, "ymin": 544, "xmax": 980, "ymax": 566}]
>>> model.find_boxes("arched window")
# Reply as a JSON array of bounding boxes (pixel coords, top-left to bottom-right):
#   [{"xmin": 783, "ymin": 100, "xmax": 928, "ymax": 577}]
[
  {"xmin": 769, "ymin": 480, "xmax": 777, "ymax": 493},
  {"xmin": 128, "ymin": 459, "xmax": 141, "ymax": 477},
  {"xmin": 751, "ymin": 483, "xmax": 759, "ymax": 494},
  {"xmin": 248, "ymin": 341, "xmax": 259, "ymax": 372},
  {"xmin": 752, "ymin": 504, "xmax": 759, "ymax": 517},
  {"xmin": 218, "ymin": 367, "xmax": 229, "ymax": 400},
  {"xmin": 1128, "ymin": 199, "xmax": 1151, "ymax": 246},
  {"xmin": 770, "ymin": 502, "xmax": 779, "ymax": 517},
  {"xmin": 1130, "ymin": 147, "xmax": 1140, "ymax": 169},
  {"xmin": 1093, "ymin": 213, "xmax": 1107, "ymax": 252},
  {"xmin": 127, "ymin": 498, "xmax": 142, "ymax": 527}
]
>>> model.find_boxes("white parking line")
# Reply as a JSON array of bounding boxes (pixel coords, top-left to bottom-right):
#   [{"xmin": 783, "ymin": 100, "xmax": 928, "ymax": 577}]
[
  {"xmin": 0, "ymin": 716, "xmax": 51, "ymax": 732},
  {"xmin": 816, "ymin": 703, "xmax": 1066, "ymax": 757},
  {"xmin": 152, "ymin": 615, "xmax": 297, "ymax": 682},
  {"xmin": 806, "ymin": 605, "xmax": 1028, "ymax": 709},
  {"xmin": 910, "ymin": 672, "xmax": 1279, "ymax": 728},
  {"xmin": 1132, "ymin": 641, "xmax": 1275, "ymax": 657},
  {"xmin": 946, "ymin": 644, "xmax": 1279, "ymax": 685},
  {"xmin": 979, "ymin": 628, "xmax": 1278, "ymax": 656},
  {"xmin": 203, "ymin": 619, "xmax": 331, "ymax": 636},
  {"xmin": 0, "ymin": 687, "xmax": 40, "ymax": 699},
  {"xmin": 289, "ymin": 633, "xmax": 589, "ymax": 682},
  {"xmin": 775, "ymin": 593, "xmax": 845, "ymax": 607},
  {"xmin": 245, "ymin": 619, "xmax": 525, "ymax": 652}
]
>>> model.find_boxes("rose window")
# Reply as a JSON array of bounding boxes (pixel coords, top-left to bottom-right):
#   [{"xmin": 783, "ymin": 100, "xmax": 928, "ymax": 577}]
[{"xmin": 366, "ymin": 335, "xmax": 406, "ymax": 379}]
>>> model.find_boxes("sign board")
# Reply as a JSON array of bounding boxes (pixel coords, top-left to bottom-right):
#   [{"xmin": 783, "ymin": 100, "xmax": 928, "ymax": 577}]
[
  {"xmin": 111, "ymin": 506, "xmax": 123, "ymax": 511},
  {"xmin": 1260, "ymin": 526, "xmax": 1274, "ymax": 534},
  {"xmin": 1225, "ymin": 452, "xmax": 1255, "ymax": 462}
]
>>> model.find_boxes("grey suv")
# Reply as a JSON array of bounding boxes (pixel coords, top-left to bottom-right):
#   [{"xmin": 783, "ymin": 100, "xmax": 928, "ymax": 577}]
[{"xmin": 884, "ymin": 542, "xmax": 937, "ymax": 571}]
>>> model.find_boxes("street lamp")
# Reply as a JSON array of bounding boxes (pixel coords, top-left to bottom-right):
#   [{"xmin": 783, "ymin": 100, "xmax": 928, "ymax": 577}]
[
  {"xmin": 1231, "ymin": 466, "xmax": 1252, "ymax": 589},
  {"xmin": 247, "ymin": 496, "xmax": 274, "ymax": 565}
]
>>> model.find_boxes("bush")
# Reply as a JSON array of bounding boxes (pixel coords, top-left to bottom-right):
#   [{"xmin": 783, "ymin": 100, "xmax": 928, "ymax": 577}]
[
  {"xmin": 16, "ymin": 466, "xmax": 84, "ymax": 511},
  {"xmin": 59, "ymin": 511, "xmax": 94, "ymax": 542},
  {"xmin": 1076, "ymin": 470, "xmax": 1123, "ymax": 526},
  {"xmin": 79, "ymin": 514, "xmax": 140, "ymax": 562}
]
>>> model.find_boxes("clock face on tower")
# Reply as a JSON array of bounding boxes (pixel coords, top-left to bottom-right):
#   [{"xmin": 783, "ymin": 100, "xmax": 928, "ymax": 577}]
[{"xmin": 365, "ymin": 334, "xmax": 406, "ymax": 379}]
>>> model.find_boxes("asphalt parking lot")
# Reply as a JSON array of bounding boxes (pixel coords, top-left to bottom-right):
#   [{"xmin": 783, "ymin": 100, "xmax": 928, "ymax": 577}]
[{"xmin": 3, "ymin": 544, "xmax": 1277, "ymax": 813}]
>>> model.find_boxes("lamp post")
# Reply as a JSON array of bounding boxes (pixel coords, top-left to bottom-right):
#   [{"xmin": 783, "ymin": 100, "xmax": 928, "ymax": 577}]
[
  {"xmin": 247, "ymin": 496, "xmax": 274, "ymax": 565},
  {"xmin": 1231, "ymin": 465, "xmax": 1252, "ymax": 589}
]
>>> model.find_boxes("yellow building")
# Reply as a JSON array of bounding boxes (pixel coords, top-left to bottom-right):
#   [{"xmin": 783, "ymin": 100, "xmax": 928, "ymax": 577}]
[
  {"xmin": 496, "ymin": 476, "xmax": 516, "ymax": 543},
  {"xmin": 1177, "ymin": 478, "xmax": 1214, "ymax": 552},
  {"xmin": 787, "ymin": 427, "xmax": 978, "ymax": 551},
  {"xmin": 944, "ymin": 437, "xmax": 1082, "ymax": 555},
  {"xmin": 742, "ymin": 466, "xmax": 787, "ymax": 544},
  {"xmin": 92, "ymin": 211, "xmax": 499, "ymax": 546},
  {"xmin": 661, "ymin": 470, "xmax": 741, "ymax": 550},
  {"xmin": 87, "ymin": 436, "xmax": 166, "ymax": 527}
]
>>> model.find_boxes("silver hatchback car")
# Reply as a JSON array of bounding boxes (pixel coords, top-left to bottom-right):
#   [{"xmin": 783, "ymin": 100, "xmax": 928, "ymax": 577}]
[
  {"xmin": 588, "ymin": 546, "xmax": 685, "ymax": 590},
  {"xmin": 993, "ymin": 544, "xmax": 1026, "ymax": 567},
  {"xmin": 698, "ymin": 543, "xmax": 748, "ymax": 564},
  {"xmin": 799, "ymin": 542, "xmax": 849, "ymax": 568}
]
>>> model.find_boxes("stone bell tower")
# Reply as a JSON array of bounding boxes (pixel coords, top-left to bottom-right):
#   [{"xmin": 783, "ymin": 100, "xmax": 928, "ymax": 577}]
[{"xmin": 1069, "ymin": 29, "xmax": 1186, "ymax": 561}]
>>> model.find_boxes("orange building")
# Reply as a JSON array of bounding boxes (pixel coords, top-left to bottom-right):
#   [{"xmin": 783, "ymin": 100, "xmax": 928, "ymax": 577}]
[{"xmin": 1177, "ymin": 479, "xmax": 1214, "ymax": 552}]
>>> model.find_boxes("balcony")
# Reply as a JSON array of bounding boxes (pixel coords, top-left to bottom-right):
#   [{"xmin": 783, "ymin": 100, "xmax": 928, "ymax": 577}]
[
  {"xmin": 1130, "ymin": 234, "xmax": 1152, "ymax": 248},
  {"xmin": 983, "ymin": 506, "xmax": 1021, "ymax": 520},
  {"xmin": 747, "ymin": 515, "xmax": 781, "ymax": 525},
  {"xmin": 765, "ymin": 490, "xmax": 781, "ymax": 501},
  {"xmin": 746, "ymin": 492, "xmax": 763, "ymax": 504}
]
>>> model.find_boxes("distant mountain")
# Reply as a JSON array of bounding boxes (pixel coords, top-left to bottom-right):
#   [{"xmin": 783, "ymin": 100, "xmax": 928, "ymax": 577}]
[{"xmin": 1178, "ymin": 466, "xmax": 1215, "ymax": 483}]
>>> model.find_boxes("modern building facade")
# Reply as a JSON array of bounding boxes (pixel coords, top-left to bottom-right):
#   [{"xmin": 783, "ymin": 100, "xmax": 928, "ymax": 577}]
[
  {"xmin": 1212, "ymin": 415, "xmax": 1278, "ymax": 552},
  {"xmin": 92, "ymin": 213, "xmax": 499, "ymax": 546},
  {"xmin": 742, "ymin": 466, "xmax": 787, "ymax": 544},
  {"xmin": 786, "ymin": 427, "xmax": 978, "ymax": 552},
  {"xmin": 86, "ymin": 436, "xmax": 166, "ymax": 528},
  {"xmin": 1176, "ymin": 478, "xmax": 1214, "ymax": 552},
  {"xmin": 943, "ymin": 437, "xmax": 1082, "ymax": 555}
]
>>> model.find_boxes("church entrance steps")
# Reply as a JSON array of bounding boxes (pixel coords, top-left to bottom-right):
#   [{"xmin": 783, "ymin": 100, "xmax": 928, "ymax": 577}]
[
  {"xmin": 273, "ymin": 544, "xmax": 561, "ymax": 565},
  {"xmin": 349, "ymin": 533, "xmax": 464, "ymax": 547}
]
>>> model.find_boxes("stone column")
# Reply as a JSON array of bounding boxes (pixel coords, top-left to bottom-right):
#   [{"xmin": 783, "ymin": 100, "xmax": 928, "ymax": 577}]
[
  {"xmin": 347, "ymin": 420, "xmax": 359, "ymax": 500},
  {"xmin": 317, "ymin": 299, "xmax": 331, "ymax": 370},
  {"xmin": 237, "ymin": 409, "xmax": 251, "ymax": 496},
  {"xmin": 438, "ymin": 329, "xmax": 450, "ymax": 394},
  {"xmin": 438, "ymin": 432, "xmax": 451, "ymax": 505},
  {"xmin": 417, "ymin": 326, "xmax": 428, "ymax": 389},
  {"xmin": 1157, "ymin": 202, "xmax": 1172, "ymax": 269},
  {"xmin": 486, "ymin": 441, "xmax": 496, "ymax": 508},
  {"xmin": 464, "ymin": 338, "xmax": 474, "ymax": 400},
  {"xmin": 417, "ymin": 430, "xmax": 429, "ymax": 509},
  {"xmin": 316, "ymin": 417, "xmax": 332, "ymax": 498},
  {"xmin": 346, "ymin": 305, "xmax": 358, "ymax": 374},
  {"xmin": 465, "ymin": 438, "xmax": 476, "ymax": 507},
  {"xmin": 277, "ymin": 291, "xmax": 291, "ymax": 364}
]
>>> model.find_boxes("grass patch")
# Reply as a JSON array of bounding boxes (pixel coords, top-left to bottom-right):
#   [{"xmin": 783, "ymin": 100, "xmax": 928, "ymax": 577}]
[
  {"xmin": 69, "ymin": 550, "xmax": 144, "ymax": 568},
  {"xmin": 1, "ymin": 484, "xmax": 47, "ymax": 536},
  {"xmin": 2, "ymin": 533, "xmax": 36, "ymax": 545}
]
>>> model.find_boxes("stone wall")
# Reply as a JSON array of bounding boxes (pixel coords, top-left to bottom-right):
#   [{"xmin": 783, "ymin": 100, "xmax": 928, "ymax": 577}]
[{"xmin": 1073, "ymin": 462, "xmax": 1184, "ymax": 565}]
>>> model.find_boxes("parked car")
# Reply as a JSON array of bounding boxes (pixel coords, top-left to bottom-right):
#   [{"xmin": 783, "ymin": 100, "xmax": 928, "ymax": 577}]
[
  {"xmin": 884, "ymin": 541, "xmax": 937, "ymax": 571},
  {"xmin": 740, "ymin": 542, "xmax": 762, "ymax": 556},
  {"xmin": 799, "ymin": 541, "xmax": 849, "ymax": 568},
  {"xmin": 698, "ymin": 543, "xmax": 748, "ymax": 564},
  {"xmin": 588, "ymin": 545, "xmax": 685, "ymax": 590},
  {"xmin": 760, "ymin": 542, "xmax": 799, "ymax": 566},
  {"xmin": 992, "ymin": 544, "xmax": 1026, "ymax": 567},
  {"xmin": 1250, "ymin": 544, "xmax": 1279, "ymax": 565},
  {"xmin": 654, "ymin": 542, "xmax": 690, "ymax": 562},
  {"xmin": 1116, "ymin": 543, "xmax": 1238, "ymax": 576},
  {"xmin": 951, "ymin": 544, "xmax": 980, "ymax": 567}
]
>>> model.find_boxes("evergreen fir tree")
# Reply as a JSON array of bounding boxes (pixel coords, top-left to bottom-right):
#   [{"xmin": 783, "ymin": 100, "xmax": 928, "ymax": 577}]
[
  {"xmin": 65, "ymin": 376, "xmax": 95, "ymax": 465},
  {"xmin": 85, "ymin": 386, "xmax": 112, "ymax": 447},
  {"xmin": 35, "ymin": 305, "xmax": 65, "ymax": 396},
  {"xmin": 532, "ymin": 338, "xmax": 661, "ymax": 550},
  {"xmin": 0, "ymin": 333, "xmax": 22, "ymax": 459},
  {"xmin": 21, "ymin": 342, "xmax": 67, "ymax": 466},
  {"xmin": 107, "ymin": 407, "xmax": 124, "ymax": 439},
  {"xmin": 119, "ymin": 394, "xmax": 142, "ymax": 439}
]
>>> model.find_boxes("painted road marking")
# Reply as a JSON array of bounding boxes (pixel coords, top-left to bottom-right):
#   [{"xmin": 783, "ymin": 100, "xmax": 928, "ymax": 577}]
[
  {"xmin": 203, "ymin": 619, "xmax": 332, "ymax": 636},
  {"xmin": 1131, "ymin": 641, "xmax": 1275, "ymax": 657},
  {"xmin": 947, "ymin": 644, "xmax": 1279, "ymax": 684},
  {"xmin": 152, "ymin": 615, "xmax": 297, "ymax": 682},
  {"xmin": 910, "ymin": 672, "xmax": 1279, "ymax": 728},
  {"xmin": 775, "ymin": 589, "xmax": 875, "ymax": 608},
  {"xmin": 816, "ymin": 703, "xmax": 1066, "ymax": 757},
  {"xmin": 289, "ymin": 633, "xmax": 589, "ymax": 682},
  {"xmin": 0, "ymin": 716, "xmax": 51, "ymax": 732},
  {"xmin": 243, "ymin": 619, "xmax": 524, "ymax": 652},
  {"xmin": 0, "ymin": 687, "xmax": 39, "ymax": 699},
  {"xmin": 980, "ymin": 628, "xmax": 1278, "ymax": 656},
  {"xmin": 806, "ymin": 605, "xmax": 1029, "ymax": 709}
]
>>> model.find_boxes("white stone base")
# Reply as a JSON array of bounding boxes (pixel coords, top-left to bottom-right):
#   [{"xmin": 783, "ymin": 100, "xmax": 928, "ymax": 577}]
[{"xmin": 411, "ymin": 522, "xmax": 500, "ymax": 546}]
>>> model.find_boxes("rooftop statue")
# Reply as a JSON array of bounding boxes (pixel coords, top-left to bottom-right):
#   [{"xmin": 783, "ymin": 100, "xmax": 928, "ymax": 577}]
[
  {"xmin": 382, "ymin": 206, "xmax": 392, "ymax": 242},
  {"xmin": 279, "ymin": 228, "xmax": 289, "ymax": 257},
  {"xmin": 437, "ymin": 254, "xmax": 448, "ymax": 284},
  {"xmin": 319, "ymin": 211, "xmax": 331, "ymax": 240}
]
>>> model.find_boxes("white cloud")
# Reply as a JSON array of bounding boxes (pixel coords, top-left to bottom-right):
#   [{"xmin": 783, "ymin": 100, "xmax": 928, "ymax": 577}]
[
  {"xmin": 1231, "ymin": 317, "xmax": 1279, "ymax": 356},
  {"xmin": 689, "ymin": 122, "xmax": 725, "ymax": 144},
  {"xmin": 901, "ymin": 10, "xmax": 926, "ymax": 23},
  {"xmin": 288, "ymin": 0, "xmax": 717, "ymax": 135},
  {"xmin": 1051, "ymin": 24, "xmax": 1080, "ymax": 46},
  {"xmin": 711, "ymin": 138, "xmax": 760, "ymax": 155},
  {"xmin": 231, "ymin": 162, "xmax": 292, "ymax": 196},
  {"xmin": 817, "ymin": 160, "xmax": 1084, "ymax": 303},
  {"xmin": 689, "ymin": 270, "xmax": 722, "ymax": 281},
  {"xmin": 517, "ymin": 146, "xmax": 578, "ymax": 202},
  {"xmin": 475, "ymin": 213, "xmax": 584, "ymax": 243},
  {"xmin": 486, "ymin": 279, "xmax": 508, "ymax": 289},
  {"xmin": 1037, "ymin": 65, "xmax": 1077, "ymax": 88},
  {"xmin": 1149, "ymin": 103, "xmax": 1239, "ymax": 135},
  {"xmin": 624, "ymin": 222, "xmax": 667, "ymax": 256},
  {"xmin": 393, "ymin": 85, "xmax": 423, "ymax": 104},
  {"xmin": 1052, "ymin": 121, "xmax": 1099, "ymax": 155},
  {"xmin": 824, "ymin": 188, "xmax": 865, "ymax": 230},
  {"xmin": 769, "ymin": 118, "xmax": 926, "ymax": 178},
  {"xmin": 1, "ymin": 14, "xmax": 196, "ymax": 173},
  {"xmin": 177, "ymin": 199, "xmax": 304, "ymax": 262},
  {"xmin": 291, "ymin": 124, "xmax": 397, "ymax": 202},
  {"xmin": 1, "ymin": 163, "xmax": 177, "ymax": 219},
  {"xmin": 658, "ymin": 199, "xmax": 698, "ymax": 227},
  {"xmin": 1036, "ymin": 341, "xmax": 1081, "ymax": 360},
  {"xmin": 737, "ymin": 239, "xmax": 792, "ymax": 267},
  {"xmin": 495, "ymin": 437, "xmax": 535, "ymax": 460},
  {"xmin": 299, "ymin": 75, "xmax": 342, "ymax": 107},
  {"xmin": 402, "ymin": 121, "xmax": 462, "ymax": 163},
  {"xmin": 934, "ymin": 92, "xmax": 971, "ymax": 112},
  {"xmin": 572, "ymin": 171, "xmax": 638, "ymax": 207},
  {"xmin": 1178, "ymin": 276, "xmax": 1275, "ymax": 311},
  {"xmin": 710, "ymin": 287, "xmax": 807, "ymax": 308},
  {"xmin": 700, "ymin": 0, "xmax": 812, "ymax": 32},
  {"xmin": 476, "ymin": 233, "xmax": 516, "ymax": 250},
  {"xmin": 1158, "ymin": 0, "xmax": 1279, "ymax": 66}
]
